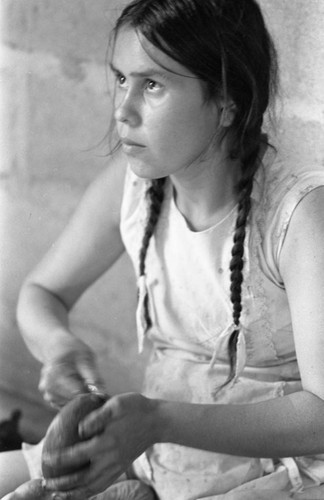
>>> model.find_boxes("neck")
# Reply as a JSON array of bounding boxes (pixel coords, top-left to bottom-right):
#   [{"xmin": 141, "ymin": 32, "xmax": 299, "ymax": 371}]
[{"xmin": 170, "ymin": 150, "xmax": 241, "ymax": 232}]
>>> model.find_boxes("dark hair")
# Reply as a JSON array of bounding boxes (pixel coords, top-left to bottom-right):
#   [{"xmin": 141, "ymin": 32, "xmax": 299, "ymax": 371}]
[{"xmin": 114, "ymin": 0, "xmax": 278, "ymax": 384}]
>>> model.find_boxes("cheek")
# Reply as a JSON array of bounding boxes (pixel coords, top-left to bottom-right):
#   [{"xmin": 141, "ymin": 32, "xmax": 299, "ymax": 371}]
[{"xmin": 152, "ymin": 107, "xmax": 217, "ymax": 154}]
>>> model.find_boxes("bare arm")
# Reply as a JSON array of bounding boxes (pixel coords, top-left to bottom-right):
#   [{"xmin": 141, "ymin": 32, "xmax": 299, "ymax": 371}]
[{"xmin": 17, "ymin": 151, "xmax": 128, "ymax": 403}]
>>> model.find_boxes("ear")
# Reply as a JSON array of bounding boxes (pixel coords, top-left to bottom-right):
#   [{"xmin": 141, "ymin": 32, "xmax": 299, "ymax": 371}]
[{"xmin": 219, "ymin": 100, "xmax": 237, "ymax": 127}]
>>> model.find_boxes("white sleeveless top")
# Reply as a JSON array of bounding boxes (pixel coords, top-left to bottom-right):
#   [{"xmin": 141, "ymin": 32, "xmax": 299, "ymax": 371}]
[{"xmin": 120, "ymin": 148, "xmax": 324, "ymax": 499}]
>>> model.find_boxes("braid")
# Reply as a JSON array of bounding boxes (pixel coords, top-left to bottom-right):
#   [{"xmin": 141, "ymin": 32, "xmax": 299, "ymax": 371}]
[
  {"xmin": 138, "ymin": 177, "xmax": 166, "ymax": 329},
  {"xmin": 226, "ymin": 134, "xmax": 265, "ymax": 383},
  {"xmin": 227, "ymin": 174, "xmax": 253, "ymax": 374}
]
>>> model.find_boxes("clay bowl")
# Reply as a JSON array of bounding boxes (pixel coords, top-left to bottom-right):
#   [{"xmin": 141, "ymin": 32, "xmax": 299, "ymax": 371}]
[{"xmin": 42, "ymin": 392, "xmax": 107, "ymax": 478}]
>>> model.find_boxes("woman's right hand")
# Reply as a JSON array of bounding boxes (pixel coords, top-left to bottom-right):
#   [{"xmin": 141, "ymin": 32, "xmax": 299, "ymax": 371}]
[{"xmin": 38, "ymin": 335, "xmax": 105, "ymax": 409}]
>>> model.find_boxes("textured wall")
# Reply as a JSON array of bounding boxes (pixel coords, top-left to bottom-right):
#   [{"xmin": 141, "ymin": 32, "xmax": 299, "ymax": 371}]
[
  {"xmin": 0, "ymin": 1, "xmax": 323, "ymax": 442},
  {"xmin": 259, "ymin": 0, "xmax": 324, "ymax": 167}
]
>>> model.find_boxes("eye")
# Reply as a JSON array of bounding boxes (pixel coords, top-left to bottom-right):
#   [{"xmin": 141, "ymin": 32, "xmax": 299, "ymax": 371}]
[
  {"xmin": 115, "ymin": 72, "xmax": 126, "ymax": 87},
  {"xmin": 145, "ymin": 79, "xmax": 162, "ymax": 92}
]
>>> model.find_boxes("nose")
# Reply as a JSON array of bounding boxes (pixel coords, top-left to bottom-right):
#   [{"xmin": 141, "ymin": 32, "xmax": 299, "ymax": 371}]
[{"xmin": 114, "ymin": 88, "xmax": 140, "ymax": 127}]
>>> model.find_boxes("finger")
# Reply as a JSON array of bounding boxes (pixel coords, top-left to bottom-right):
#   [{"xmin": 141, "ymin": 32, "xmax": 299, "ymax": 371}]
[
  {"xmin": 78, "ymin": 404, "xmax": 111, "ymax": 439},
  {"xmin": 45, "ymin": 466, "xmax": 90, "ymax": 492},
  {"xmin": 42, "ymin": 390, "xmax": 68, "ymax": 410},
  {"xmin": 46, "ymin": 455, "xmax": 120, "ymax": 497},
  {"xmin": 39, "ymin": 368, "xmax": 86, "ymax": 402},
  {"xmin": 42, "ymin": 387, "xmax": 77, "ymax": 409},
  {"xmin": 54, "ymin": 378, "xmax": 87, "ymax": 399},
  {"xmin": 42, "ymin": 442, "xmax": 91, "ymax": 475},
  {"xmin": 43, "ymin": 435, "xmax": 115, "ymax": 473},
  {"xmin": 50, "ymin": 489, "xmax": 87, "ymax": 500}
]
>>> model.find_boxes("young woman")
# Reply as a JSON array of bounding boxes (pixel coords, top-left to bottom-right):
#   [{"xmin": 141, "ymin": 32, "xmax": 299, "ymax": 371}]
[{"xmin": 2, "ymin": 0, "xmax": 324, "ymax": 498}]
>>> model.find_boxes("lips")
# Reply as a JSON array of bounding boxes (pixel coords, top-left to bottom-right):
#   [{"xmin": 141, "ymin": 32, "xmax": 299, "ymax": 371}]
[{"xmin": 120, "ymin": 137, "xmax": 145, "ymax": 147}]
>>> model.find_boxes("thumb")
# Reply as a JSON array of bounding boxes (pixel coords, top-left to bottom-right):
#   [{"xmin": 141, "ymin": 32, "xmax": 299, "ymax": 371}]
[{"xmin": 76, "ymin": 350, "xmax": 106, "ymax": 393}]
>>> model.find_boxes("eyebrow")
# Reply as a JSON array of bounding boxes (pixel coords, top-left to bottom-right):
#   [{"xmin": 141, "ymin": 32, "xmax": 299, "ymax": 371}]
[{"xmin": 109, "ymin": 62, "xmax": 170, "ymax": 80}]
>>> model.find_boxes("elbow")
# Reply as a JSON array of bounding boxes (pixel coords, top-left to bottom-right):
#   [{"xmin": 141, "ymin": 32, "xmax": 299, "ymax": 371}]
[
  {"xmin": 16, "ymin": 279, "xmax": 67, "ymax": 332},
  {"xmin": 16, "ymin": 279, "xmax": 41, "ymax": 338},
  {"xmin": 16, "ymin": 277, "xmax": 33, "ymax": 331}
]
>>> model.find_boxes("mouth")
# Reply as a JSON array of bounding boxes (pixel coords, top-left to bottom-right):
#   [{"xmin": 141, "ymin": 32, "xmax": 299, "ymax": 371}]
[
  {"xmin": 120, "ymin": 137, "xmax": 146, "ymax": 155},
  {"xmin": 120, "ymin": 138, "xmax": 145, "ymax": 147}
]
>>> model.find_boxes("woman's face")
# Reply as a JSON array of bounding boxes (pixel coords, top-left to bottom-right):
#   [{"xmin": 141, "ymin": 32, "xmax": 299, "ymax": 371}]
[{"xmin": 111, "ymin": 27, "xmax": 222, "ymax": 180}]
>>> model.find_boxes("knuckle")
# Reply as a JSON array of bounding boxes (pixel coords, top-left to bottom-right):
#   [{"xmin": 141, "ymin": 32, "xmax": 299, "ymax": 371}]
[
  {"xmin": 42, "ymin": 391, "xmax": 51, "ymax": 401},
  {"xmin": 112, "ymin": 395, "xmax": 124, "ymax": 414},
  {"xmin": 38, "ymin": 378, "xmax": 46, "ymax": 391},
  {"xmin": 90, "ymin": 434, "xmax": 103, "ymax": 450}
]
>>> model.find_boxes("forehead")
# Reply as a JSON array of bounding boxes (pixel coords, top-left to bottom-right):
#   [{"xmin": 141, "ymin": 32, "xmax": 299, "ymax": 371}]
[{"xmin": 112, "ymin": 26, "xmax": 196, "ymax": 78}]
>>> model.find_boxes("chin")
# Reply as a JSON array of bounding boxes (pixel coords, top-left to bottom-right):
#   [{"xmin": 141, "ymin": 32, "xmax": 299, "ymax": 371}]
[{"xmin": 127, "ymin": 156, "xmax": 163, "ymax": 180}]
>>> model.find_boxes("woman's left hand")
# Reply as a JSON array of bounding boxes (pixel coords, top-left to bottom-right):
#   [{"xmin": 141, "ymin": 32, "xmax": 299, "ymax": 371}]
[{"xmin": 42, "ymin": 393, "xmax": 160, "ymax": 499}]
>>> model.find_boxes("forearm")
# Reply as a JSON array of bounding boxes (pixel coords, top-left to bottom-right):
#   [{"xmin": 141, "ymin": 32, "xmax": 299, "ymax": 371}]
[
  {"xmin": 17, "ymin": 282, "xmax": 73, "ymax": 363},
  {"xmin": 156, "ymin": 390, "xmax": 324, "ymax": 458}
]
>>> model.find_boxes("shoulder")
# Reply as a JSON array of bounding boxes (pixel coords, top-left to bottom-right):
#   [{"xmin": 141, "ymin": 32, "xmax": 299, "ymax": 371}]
[
  {"xmin": 76, "ymin": 148, "xmax": 128, "ymax": 227},
  {"xmin": 255, "ymin": 147, "xmax": 324, "ymax": 219},
  {"xmin": 279, "ymin": 185, "xmax": 324, "ymax": 277},
  {"xmin": 86, "ymin": 149, "xmax": 128, "ymax": 206},
  {"xmin": 251, "ymin": 148, "xmax": 324, "ymax": 283}
]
